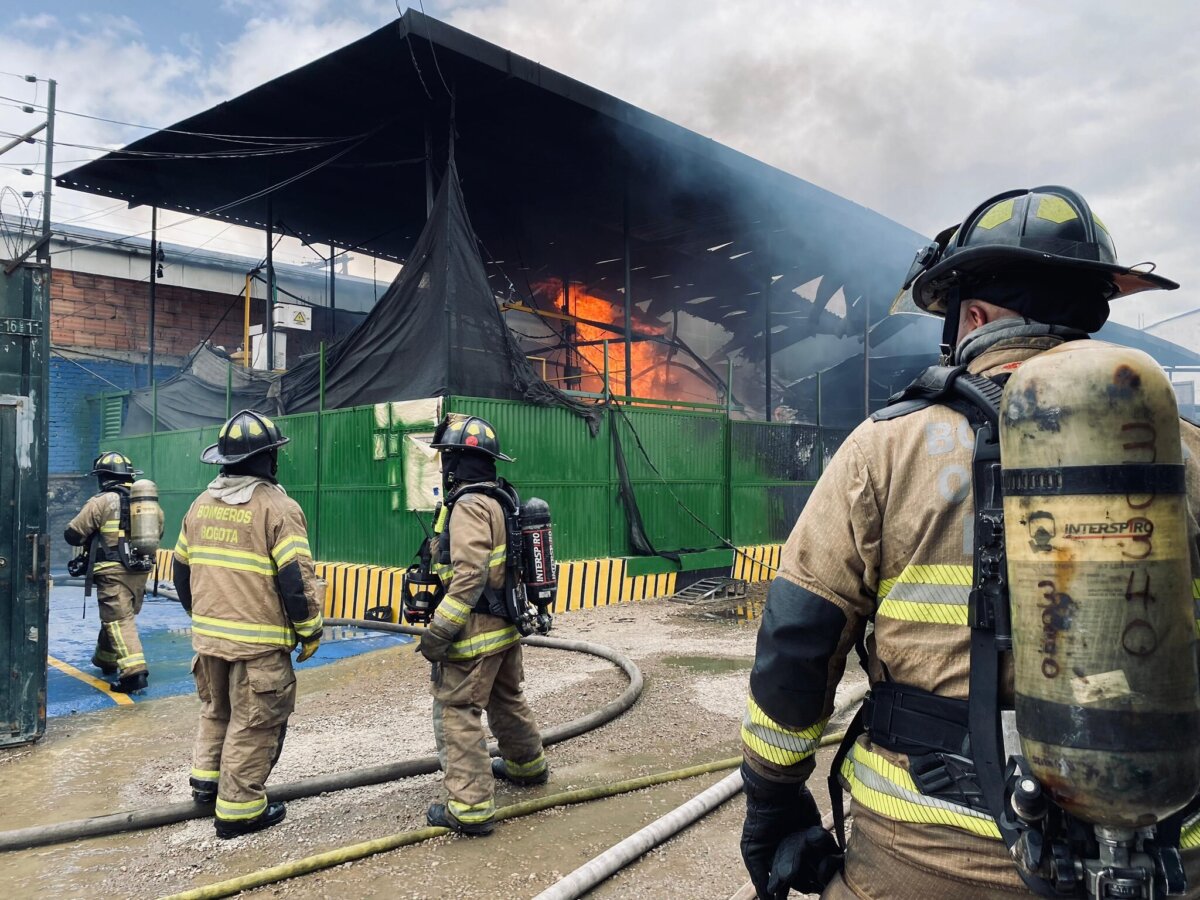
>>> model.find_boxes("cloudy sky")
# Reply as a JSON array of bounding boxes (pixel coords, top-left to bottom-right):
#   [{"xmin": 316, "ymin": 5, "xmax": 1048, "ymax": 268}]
[{"xmin": 1, "ymin": 1, "xmax": 1196, "ymax": 329}]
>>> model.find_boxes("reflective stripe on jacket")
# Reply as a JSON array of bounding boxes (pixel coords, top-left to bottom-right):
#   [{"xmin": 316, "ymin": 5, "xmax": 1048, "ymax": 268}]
[
  {"xmin": 428, "ymin": 489, "xmax": 516, "ymax": 660},
  {"xmin": 742, "ymin": 336, "xmax": 1200, "ymax": 877},
  {"xmin": 175, "ymin": 483, "xmax": 321, "ymax": 661}
]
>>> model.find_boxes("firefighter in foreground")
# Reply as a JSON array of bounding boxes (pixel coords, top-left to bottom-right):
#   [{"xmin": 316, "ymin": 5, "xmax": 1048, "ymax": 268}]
[
  {"xmin": 420, "ymin": 414, "xmax": 548, "ymax": 836},
  {"xmin": 65, "ymin": 451, "xmax": 163, "ymax": 693},
  {"xmin": 172, "ymin": 410, "xmax": 322, "ymax": 839},
  {"xmin": 739, "ymin": 186, "xmax": 1200, "ymax": 899}
]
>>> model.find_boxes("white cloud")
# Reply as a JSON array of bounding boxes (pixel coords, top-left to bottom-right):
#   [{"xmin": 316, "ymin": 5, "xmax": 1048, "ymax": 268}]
[
  {"xmin": 11, "ymin": 14, "xmax": 57, "ymax": 31},
  {"xmin": 3, "ymin": 0, "xmax": 1197, "ymax": 331}
]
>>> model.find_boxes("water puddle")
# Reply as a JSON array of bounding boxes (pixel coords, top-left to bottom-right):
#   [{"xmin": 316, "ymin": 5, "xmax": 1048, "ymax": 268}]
[
  {"xmin": 663, "ymin": 655, "xmax": 752, "ymax": 675},
  {"xmin": 691, "ymin": 598, "xmax": 764, "ymax": 623}
]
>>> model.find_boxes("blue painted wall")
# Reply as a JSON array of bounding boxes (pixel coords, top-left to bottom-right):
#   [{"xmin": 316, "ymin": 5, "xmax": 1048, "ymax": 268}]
[{"xmin": 50, "ymin": 357, "xmax": 177, "ymax": 474}]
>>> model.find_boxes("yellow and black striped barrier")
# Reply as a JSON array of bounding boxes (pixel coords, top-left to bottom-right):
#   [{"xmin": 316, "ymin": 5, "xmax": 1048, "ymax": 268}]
[
  {"xmin": 154, "ymin": 545, "xmax": 780, "ymax": 619},
  {"xmin": 732, "ymin": 544, "xmax": 782, "ymax": 583}
]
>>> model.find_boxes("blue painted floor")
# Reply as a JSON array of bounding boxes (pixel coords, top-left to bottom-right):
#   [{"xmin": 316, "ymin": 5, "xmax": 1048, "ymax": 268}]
[{"xmin": 48, "ymin": 583, "xmax": 409, "ymax": 718}]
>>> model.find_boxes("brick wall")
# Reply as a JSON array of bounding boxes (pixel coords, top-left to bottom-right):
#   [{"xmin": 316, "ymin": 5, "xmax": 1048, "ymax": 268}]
[
  {"xmin": 50, "ymin": 267, "xmax": 254, "ymax": 477},
  {"xmin": 49, "ymin": 355, "xmax": 176, "ymax": 475},
  {"xmin": 50, "ymin": 269, "xmax": 249, "ymax": 356}
]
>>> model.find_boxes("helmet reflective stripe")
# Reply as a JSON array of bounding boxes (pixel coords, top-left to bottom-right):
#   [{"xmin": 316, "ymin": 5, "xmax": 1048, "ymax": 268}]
[
  {"xmin": 899, "ymin": 185, "xmax": 1176, "ymax": 318},
  {"xmin": 430, "ymin": 414, "xmax": 514, "ymax": 462},
  {"xmin": 201, "ymin": 408, "xmax": 289, "ymax": 465},
  {"xmin": 92, "ymin": 450, "xmax": 140, "ymax": 477}
]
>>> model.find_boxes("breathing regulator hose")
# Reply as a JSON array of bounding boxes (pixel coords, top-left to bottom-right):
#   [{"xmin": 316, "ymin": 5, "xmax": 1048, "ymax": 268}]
[{"xmin": 0, "ymin": 617, "xmax": 643, "ymax": 852}]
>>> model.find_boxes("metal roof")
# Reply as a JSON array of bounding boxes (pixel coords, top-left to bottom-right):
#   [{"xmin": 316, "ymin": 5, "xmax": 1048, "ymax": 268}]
[{"xmin": 57, "ymin": 9, "xmax": 926, "ymax": 366}]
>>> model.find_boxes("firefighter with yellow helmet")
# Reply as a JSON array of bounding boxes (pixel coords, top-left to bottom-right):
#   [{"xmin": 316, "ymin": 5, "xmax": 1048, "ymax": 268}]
[
  {"xmin": 419, "ymin": 414, "xmax": 548, "ymax": 836},
  {"xmin": 65, "ymin": 451, "xmax": 163, "ymax": 693},
  {"xmin": 739, "ymin": 186, "xmax": 1200, "ymax": 899},
  {"xmin": 172, "ymin": 409, "xmax": 322, "ymax": 839}
]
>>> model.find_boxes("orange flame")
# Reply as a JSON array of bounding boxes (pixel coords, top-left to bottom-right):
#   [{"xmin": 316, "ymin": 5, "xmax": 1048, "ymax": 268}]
[{"xmin": 533, "ymin": 279, "xmax": 670, "ymax": 398}]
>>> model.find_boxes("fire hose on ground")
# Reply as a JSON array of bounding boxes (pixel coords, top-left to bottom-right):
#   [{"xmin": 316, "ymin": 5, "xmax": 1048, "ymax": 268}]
[
  {"xmin": 534, "ymin": 682, "xmax": 868, "ymax": 900},
  {"xmin": 0, "ymin": 614, "xmax": 643, "ymax": 852},
  {"xmin": 155, "ymin": 687, "xmax": 867, "ymax": 900}
]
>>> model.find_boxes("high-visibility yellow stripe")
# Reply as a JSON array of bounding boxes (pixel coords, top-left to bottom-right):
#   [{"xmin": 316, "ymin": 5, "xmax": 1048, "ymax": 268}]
[
  {"xmin": 436, "ymin": 596, "xmax": 473, "ymax": 628},
  {"xmin": 94, "ymin": 561, "xmax": 122, "ymax": 571},
  {"xmin": 215, "ymin": 796, "xmax": 268, "ymax": 821},
  {"xmin": 175, "ymin": 534, "xmax": 190, "ymax": 563},
  {"xmin": 504, "ymin": 753, "xmax": 547, "ymax": 777},
  {"xmin": 191, "ymin": 768, "xmax": 220, "ymax": 781},
  {"xmin": 447, "ymin": 798, "xmax": 495, "ymax": 823},
  {"xmin": 841, "ymin": 745, "xmax": 1000, "ymax": 840},
  {"xmin": 488, "ymin": 545, "xmax": 507, "ymax": 568},
  {"xmin": 741, "ymin": 695, "xmax": 827, "ymax": 767},
  {"xmin": 192, "ymin": 614, "xmax": 295, "ymax": 647},
  {"xmin": 272, "ymin": 535, "xmax": 312, "ymax": 568},
  {"xmin": 876, "ymin": 563, "xmax": 973, "ymax": 624},
  {"xmin": 447, "ymin": 626, "xmax": 520, "ymax": 661},
  {"xmin": 293, "ymin": 613, "xmax": 323, "ymax": 639},
  {"xmin": 1192, "ymin": 579, "xmax": 1200, "ymax": 600},
  {"xmin": 188, "ymin": 547, "xmax": 276, "ymax": 577},
  {"xmin": 878, "ymin": 564, "xmax": 973, "ymax": 600},
  {"xmin": 100, "ymin": 522, "xmax": 121, "ymax": 534},
  {"xmin": 877, "ymin": 598, "xmax": 969, "ymax": 626}
]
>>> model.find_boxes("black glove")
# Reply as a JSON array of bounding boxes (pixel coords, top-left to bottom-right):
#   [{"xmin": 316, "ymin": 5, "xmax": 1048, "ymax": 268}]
[
  {"xmin": 741, "ymin": 762, "xmax": 833, "ymax": 899},
  {"xmin": 768, "ymin": 826, "xmax": 843, "ymax": 897},
  {"xmin": 418, "ymin": 630, "xmax": 451, "ymax": 663}
]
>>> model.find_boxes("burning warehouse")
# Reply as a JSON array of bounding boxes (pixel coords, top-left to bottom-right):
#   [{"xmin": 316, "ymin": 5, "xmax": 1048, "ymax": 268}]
[
  {"xmin": 56, "ymin": 10, "xmax": 927, "ymax": 426},
  {"xmin": 50, "ymin": 10, "xmax": 1200, "ymax": 573},
  {"xmin": 7, "ymin": 7, "xmax": 1200, "ymax": 895}
]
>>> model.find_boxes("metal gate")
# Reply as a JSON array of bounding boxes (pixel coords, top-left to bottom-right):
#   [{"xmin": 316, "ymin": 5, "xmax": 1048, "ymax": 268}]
[{"xmin": 0, "ymin": 264, "xmax": 50, "ymax": 747}]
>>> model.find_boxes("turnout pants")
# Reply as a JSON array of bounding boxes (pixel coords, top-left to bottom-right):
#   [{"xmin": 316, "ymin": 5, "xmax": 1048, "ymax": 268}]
[
  {"xmin": 190, "ymin": 650, "xmax": 296, "ymax": 822},
  {"xmin": 431, "ymin": 643, "xmax": 545, "ymax": 826},
  {"xmin": 93, "ymin": 570, "xmax": 149, "ymax": 677}
]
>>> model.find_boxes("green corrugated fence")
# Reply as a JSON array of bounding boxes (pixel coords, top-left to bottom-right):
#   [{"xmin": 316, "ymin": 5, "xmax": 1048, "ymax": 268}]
[{"xmin": 118, "ymin": 397, "xmax": 849, "ymax": 566}]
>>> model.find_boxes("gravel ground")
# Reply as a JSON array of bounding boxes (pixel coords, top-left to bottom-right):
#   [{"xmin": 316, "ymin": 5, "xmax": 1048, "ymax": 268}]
[{"xmin": 0, "ymin": 585, "xmax": 865, "ymax": 899}]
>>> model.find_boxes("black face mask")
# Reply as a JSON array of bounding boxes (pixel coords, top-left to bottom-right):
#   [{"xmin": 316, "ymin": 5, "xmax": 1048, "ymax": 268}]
[
  {"xmin": 221, "ymin": 449, "xmax": 278, "ymax": 481},
  {"xmin": 442, "ymin": 450, "xmax": 496, "ymax": 493}
]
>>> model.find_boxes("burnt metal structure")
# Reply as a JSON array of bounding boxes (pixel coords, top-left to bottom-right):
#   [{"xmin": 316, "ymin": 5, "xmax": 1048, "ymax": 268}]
[{"xmin": 57, "ymin": 9, "xmax": 926, "ymax": 418}]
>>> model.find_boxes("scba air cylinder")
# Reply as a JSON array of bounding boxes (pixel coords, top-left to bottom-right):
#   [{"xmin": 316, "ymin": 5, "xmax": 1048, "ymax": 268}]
[
  {"xmin": 129, "ymin": 479, "xmax": 161, "ymax": 559},
  {"xmin": 1001, "ymin": 342, "xmax": 1200, "ymax": 827},
  {"xmin": 519, "ymin": 498, "xmax": 557, "ymax": 608}
]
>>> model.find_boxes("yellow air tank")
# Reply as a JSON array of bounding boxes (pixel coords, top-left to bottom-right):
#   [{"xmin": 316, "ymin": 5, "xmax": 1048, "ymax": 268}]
[
  {"xmin": 1001, "ymin": 341, "xmax": 1200, "ymax": 828},
  {"xmin": 128, "ymin": 479, "xmax": 161, "ymax": 560}
]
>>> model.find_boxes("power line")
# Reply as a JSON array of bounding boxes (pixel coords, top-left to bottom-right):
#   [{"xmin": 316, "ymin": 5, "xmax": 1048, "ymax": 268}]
[
  {"xmin": 0, "ymin": 129, "xmax": 360, "ymax": 160},
  {"xmin": 47, "ymin": 128, "xmax": 376, "ymax": 259},
  {"xmin": 0, "ymin": 93, "xmax": 374, "ymax": 144}
]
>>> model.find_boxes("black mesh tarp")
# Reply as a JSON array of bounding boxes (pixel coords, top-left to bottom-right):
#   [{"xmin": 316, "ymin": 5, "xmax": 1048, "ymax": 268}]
[
  {"xmin": 122, "ymin": 343, "xmax": 281, "ymax": 434},
  {"xmin": 282, "ymin": 159, "xmax": 595, "ymax": 428}
]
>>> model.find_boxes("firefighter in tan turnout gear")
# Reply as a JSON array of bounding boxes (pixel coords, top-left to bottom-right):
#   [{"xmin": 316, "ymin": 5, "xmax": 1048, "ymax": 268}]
[
  {"xmin": 173, "ymin": 410, "xmax": 323, "ymax": 839},
  {"xmin": 65, "ymin": 451, "xmax": 163, "ymax": 693},
  {"xmin": 739, "ymin": 186, "xmax": 1200, "ymax": 899},
  {"xmin": 420, "ymin": 414, "xmax": 547, "ymax": 836}
]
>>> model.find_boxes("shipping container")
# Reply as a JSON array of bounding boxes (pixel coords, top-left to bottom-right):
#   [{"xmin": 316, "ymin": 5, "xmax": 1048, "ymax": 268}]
[{"xmin": 1, "ymin": 264, "xmax": 50, "ymax": 747}]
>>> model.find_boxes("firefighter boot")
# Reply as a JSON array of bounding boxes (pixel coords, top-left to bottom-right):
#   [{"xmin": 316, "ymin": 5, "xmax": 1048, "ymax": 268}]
[
  {"xmin": 189, "ymin": 777, "xmax": 217, "ymax": 805},
  {"xmin": 112, "ymin": 672, "xmax": 149, "ymax": 694},
  {"xmin": 426, "ymin": 803, "xmax": 494, "ymax": 836},
  {"xmin": 214, "ymin": 802, "xmax": 287, "ymax": 839},
  {"xmin": 491, "ymin": 757, "xmax": 549, "ymax": 787}
]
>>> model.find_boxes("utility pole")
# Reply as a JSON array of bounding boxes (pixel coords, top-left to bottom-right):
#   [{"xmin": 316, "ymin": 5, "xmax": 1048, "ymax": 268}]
[
  {"xmin": 148, "ymin": 206, "xmax": 157, "ymax": 386},
  {"xmin": 265, "ymin": 197, "xmax": 275, "ymax": 370},
  {"xmin": 1, "ymin": 76, "xmax": 55, "ymax": 271},
  {"xmin": 38, "ymin": 79, "xmax": 55, "ymax": 265}
]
